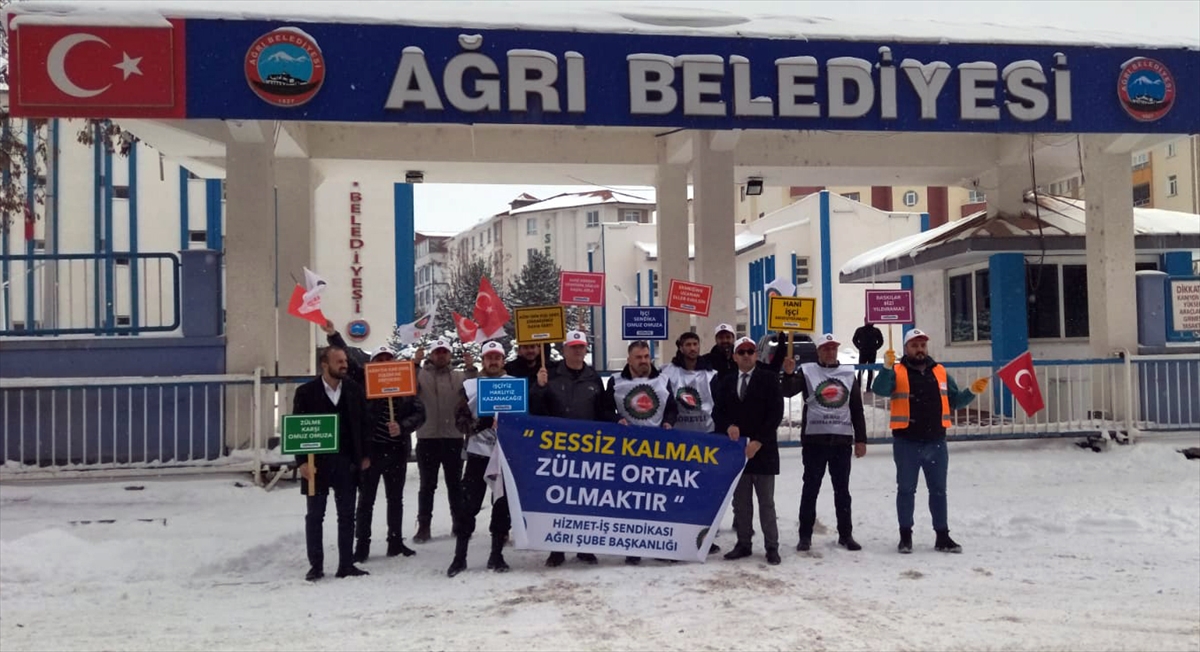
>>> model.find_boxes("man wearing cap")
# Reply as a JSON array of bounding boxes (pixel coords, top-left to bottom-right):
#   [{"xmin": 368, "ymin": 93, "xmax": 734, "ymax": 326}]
[
  {"xmin": 700, "ymin": 323, "xmax": 739, "ymax": 378},
  {"xmin": 352, "ymin": 345, "xmax": 426, "ymax": 563},
  {"xmin": 448, "ymin": 340, "xmax": 514, "ymax": 577},
  {"xmin": 505, "ymin": 343, "xmax": 552, "ymax": 381},
  {"xmin": 781, "ymin": 333, "xmax": 867, "ymax": 553},
  {"xmin": 412, "ymin": 339, "xmax": 477, "ymax": 543},
  {"xmin": 873, "ymin": 329, "xmax": 988, "ymax": 554},
  {"xmin": 531, "ymin": 329, "xmax": 617, "ymax": 567},
  {"xmin": 712, "ymin": 336, "xmax": 785, "ymax": 566}
]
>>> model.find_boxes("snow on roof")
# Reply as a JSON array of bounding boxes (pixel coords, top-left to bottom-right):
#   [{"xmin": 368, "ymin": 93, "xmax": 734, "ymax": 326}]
[
  {"xmin": 6, "ymin": 0, "xmax": 1198, "ymax": 49},
  {"xmin": 840, "ymin": 192, "xmax": 1200, "ymax": 278},
  {"xmin": 509, "ymin": 189, "xmax": 654, "ymax": 215},
  {"xmin": 415, "ymin": 230, "xmax": 455, "ymax": 239},
  {"xmin": 635, "ymin": 231, "xmax": 765, "ymax": 259}
]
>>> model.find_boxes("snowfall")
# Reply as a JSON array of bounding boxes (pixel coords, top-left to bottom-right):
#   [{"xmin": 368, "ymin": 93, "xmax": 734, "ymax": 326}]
[{"xmin": 2, "ymin": 431, "xmax": 1198, "ymax": 652}]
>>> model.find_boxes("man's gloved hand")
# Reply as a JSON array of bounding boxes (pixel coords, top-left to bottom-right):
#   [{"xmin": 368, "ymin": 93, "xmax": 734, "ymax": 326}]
[
  {"xmin": 970, "ymin": 377, "xmax": 990, "ymax": 394},
  {"xmin": 477, "ymin": 416, "xmax": 495, "ymax": 431},
  {"xmin": 883, "ymin": 349, "xmax": 896, "ymax": 368}
]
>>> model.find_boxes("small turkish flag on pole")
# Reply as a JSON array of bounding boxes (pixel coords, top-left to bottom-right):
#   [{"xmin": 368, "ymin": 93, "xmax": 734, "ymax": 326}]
[{"xmin": 997, "ymin": 351, "xmax": 1045, "ymax": 417}]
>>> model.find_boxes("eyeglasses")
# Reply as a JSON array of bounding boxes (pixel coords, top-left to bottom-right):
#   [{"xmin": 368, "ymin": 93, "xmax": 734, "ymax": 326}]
[{"xmin": 735, "ymin": 349, "xmax": 756, "ymax": 356}]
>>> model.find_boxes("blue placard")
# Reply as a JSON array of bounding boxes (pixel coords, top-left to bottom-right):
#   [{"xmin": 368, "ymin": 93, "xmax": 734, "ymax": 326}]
[
  {"xmin": 477, "ymin": 377, "xmax": 529, "ymax": 416},
  {"xmin": 622, "ymin": 306, "xmax": 669, "ymax": 340},
  {"xmin": 1166, "ymin": 276, "xmax": 1200, "ymax": 343},
  {"xmin": 496, "ymin": 414, "xmax": 746, "ymax": 561}
]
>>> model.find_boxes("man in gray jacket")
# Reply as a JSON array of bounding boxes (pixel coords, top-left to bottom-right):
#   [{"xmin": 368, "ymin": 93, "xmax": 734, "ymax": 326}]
[{"xmin": 412, "ymin": 339, "xmax": 476, "ymax": 543}]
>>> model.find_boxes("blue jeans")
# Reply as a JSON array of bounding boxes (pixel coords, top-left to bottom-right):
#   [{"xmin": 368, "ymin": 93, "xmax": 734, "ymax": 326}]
[{"xmin": 892, "ymin": 437, "xmax": 949, "ymax": 531}]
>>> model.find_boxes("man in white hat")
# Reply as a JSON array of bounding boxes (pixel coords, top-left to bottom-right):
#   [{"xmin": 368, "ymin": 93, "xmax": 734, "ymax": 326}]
[
  {"xmin": 412, "ymin": 338, "xmax": 476, "ymax": 543},
  {"xmin": 448, "ymin": 340, "xmax": 515, "ymax": 577},
  {"xmin": 781, "ymin": 333, "xmax": 867, "ymax": 553},
  {"xmin": 531, "ymin": 329, "xmax": 616, "ymax": 567},
  {"xmin": 873, "ymin": 328, "xmax": 988, "ymax": 554},
  {"xmin": 700, "ymin": 323, "xmax": 739, "ymax": 378}
]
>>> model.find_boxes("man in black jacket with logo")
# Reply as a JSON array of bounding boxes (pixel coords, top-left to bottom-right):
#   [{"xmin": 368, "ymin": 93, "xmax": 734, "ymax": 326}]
[
  {"xmin": 293, "ymin": 346, "xmax": 372, "ymax": 581},
  {"xmin": 700, "ymin": 323, "xmax": 738, "ymax": 378},
  {"xmin": 712, "ymin": 337, "xmax": 785, "ymax": 566}
]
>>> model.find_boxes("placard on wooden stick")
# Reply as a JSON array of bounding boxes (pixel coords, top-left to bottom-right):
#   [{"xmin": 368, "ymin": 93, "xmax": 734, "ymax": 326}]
[{"xmin": 514, "ymin": 305, "xmax": 567, "ymax": 344}]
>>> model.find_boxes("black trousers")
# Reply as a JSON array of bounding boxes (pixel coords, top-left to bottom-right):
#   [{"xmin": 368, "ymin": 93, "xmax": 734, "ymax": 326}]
[
  {"xmin": 304, "ymin": 456, "xmax": 357, "ymax": 571},
  {"xmin": 355, "ymin": 442, "xmax": 409, "ymax": 544},
  {"xmin": 858, "ymin": 351, "xmax": 878, "ymax": 388},
  {"xmin": 416, "ymin": 438, "xmax": 465, "ymax": 527},
  {"xmin": 798, "ymin": 442, "xmax": 854, "ymax": 539},
  {"xmin": 457, "ymin": 452, "xmax": 512, "ymax": 538}
]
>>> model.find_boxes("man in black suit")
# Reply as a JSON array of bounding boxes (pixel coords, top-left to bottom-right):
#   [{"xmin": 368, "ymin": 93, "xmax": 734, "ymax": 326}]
[
  {"xmin": 712, "ymin": 336, "xmax": 785, "ymax": 566},
  {"xmin": 293, "ymin": 346, "xmax": 372, "ymax": 581}
]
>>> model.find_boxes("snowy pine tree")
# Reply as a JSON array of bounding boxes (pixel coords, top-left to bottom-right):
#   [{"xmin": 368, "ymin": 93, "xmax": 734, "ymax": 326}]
[{"xmin": 507, "ymin": 249, "xmax": 561, "ymax": 311}]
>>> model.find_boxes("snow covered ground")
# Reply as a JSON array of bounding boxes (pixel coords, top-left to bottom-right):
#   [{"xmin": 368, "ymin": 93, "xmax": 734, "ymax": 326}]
[{"xmin": 2, "ymin": 434, "xmax": 1198, "ymax": 651}]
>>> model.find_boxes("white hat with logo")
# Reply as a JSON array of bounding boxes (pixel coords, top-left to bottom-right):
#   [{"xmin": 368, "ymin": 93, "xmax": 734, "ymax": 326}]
[
  {"xmin": 430, "ymin": 339, "xmax": 452, "ymax": 353},
  {"xmin": 565, "ymin": 330, "xmax": 589, "ymax": 347},
  {"xmin": 733, "ymin": 336, "xmax": 756, "ymax": 352},
  {"xmin": 370, "ymin": 345, "xmax": 395, "ymax": 360},
  {"xmin": 714, "ymin": 323, "xmax": 735, "ymax": 336},
  {"xmin": 903, "ymin": 329, "xmax": 930, "ymax": 346},
  {"xmin": 816, "ymin": 333, "xmax": 840, "ymax": 348},
  {"xmin": 480, "ymin": 341, "xmax": 506, "ymax": 357}
]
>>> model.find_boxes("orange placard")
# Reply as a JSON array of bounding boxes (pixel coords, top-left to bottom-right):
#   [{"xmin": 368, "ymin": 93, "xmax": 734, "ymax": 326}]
[{"xmin": 364, "ymin": 360, "xmax": 417, "ymax": 399}]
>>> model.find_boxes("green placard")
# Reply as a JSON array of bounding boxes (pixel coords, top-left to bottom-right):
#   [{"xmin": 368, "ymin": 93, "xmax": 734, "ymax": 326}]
[{"xmin": 281, "ymin": 414, "xmax": 340, "ymax": 455}]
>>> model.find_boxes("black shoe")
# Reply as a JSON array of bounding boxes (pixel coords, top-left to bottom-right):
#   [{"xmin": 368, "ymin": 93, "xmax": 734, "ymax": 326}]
[
  {"xmin": 898, "ymin": 528, "xmax": 913, "ymax": 554},
  {"xmin": 335, "ymin": 565, "xmax": 369, "ymax": 578},
  {"xmin": 353, "ymin": 540, "xmax": 370, "ymax": 563},
  {"xmin": 935, "ymin": 530, "xmax": 963, "ymax": 554},
  {"xmin": 487, "ymin": 552, "xmax": 510, "ymax": 572},
  {"xmin": 304, "ymin": 567, "xmax": 324, "ymax": 582},
  {"xmin": 447, "ymin": 556, "xmax": 467, "ymax": 578},
  {"xmin": 838, "ymin": 536, "xmax": 862, "ymax": 552},
  {"xmin": 708, "ymin": 543, "xmax": 721, "ymax": 554},
  {"xmin": 576, "ymin": 553, "xmax": 598, "ymax": 565},
  {"xmin": 625, "ymin": 556, "xmax": 642, "ymax": 566},
  {"xmin": 546, "ymin": 552, "xmax": 566, "ymax": 567},
  {"xmin": 387, "ymin": 539, "xmax": 416, "ymax": 557},
  {"xmin": 413, "ymin": 523, "xmax": 431, "ymax": 543},
  {"xmin": 765, "ymin": 548, "xmax": 782, "ymax": 565},
  {"xmin": 796, "ymin": 537, "xmax": 811, "ymax": 552},
  {"xmin": 723, "ymin": 545, "xmax": 752, "ymax": 560}
]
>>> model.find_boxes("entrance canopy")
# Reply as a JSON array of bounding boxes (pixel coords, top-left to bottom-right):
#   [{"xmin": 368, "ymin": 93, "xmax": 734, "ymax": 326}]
[{"xmin": 4, "ymin": 1, "xmax": 1199, "ymax": 186}]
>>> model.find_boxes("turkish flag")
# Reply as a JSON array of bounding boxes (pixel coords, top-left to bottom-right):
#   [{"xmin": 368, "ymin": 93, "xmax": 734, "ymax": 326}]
[
  {"xmin": 472, "ymin": 276, "xmax": 510, "ymax": 338},
  {"xmin": 287, "ymin": 284, "xmax": 327, "ymax": 326},
  {"xmin": 23, "ymin": 207, "xmax": 35, "ymax": 242},
  {"xmin": 8, "ymin": 20, "xmax": 187, "ymax": 118},
  {"xmin": 453, "ymin": 311, "xmax": 479, "ymax": 343},
  {"xmin": 997, "ymin": 351, "xmax": 1045, "ymax": 417}
]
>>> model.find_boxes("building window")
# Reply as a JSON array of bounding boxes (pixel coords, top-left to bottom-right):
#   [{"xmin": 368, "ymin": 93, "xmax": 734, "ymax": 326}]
[
  {"xmin": 527, "ymin": 247, "xmax": 538, "ymax": 259},
  {"xmin": 1167, "ymin": 142, "xmax": 1177, "ymax": 158},
  {"xmin": 188, "ymin": 230, "xmax": 207, "ymax": 244},
  {"xmin": 586, "ymin": 210, "xmax": 600, "ymax": 228},
  {"xmin": 948, "ymin": 269, "xmax": 992, "ymax": 343},
  {"xmin": 1133, "ymin": 182, "xmax": 1152, "ymax": 207},
  {"xmin": 1061, "ymin": 265, "xmax": 1090, "ymax": 338},
  {"xmin": 526, "ymin": 218, "xmax": 537, "ymax": 235},
  {"xmin": 1132, "ymin": 152, "xmax": 1150, "ymax": 170},
  {"xmin": 112, "ymin": 185, "xmax": 131, "ymax": 199},
  {"xmin": 621, "ymin": 210, "xmax": 640, "ymax": 223},
  {"xmin": 968, "ymin": 189, "xmax": 986, "ymax": 203},
  {"xmin": 649, "ymin": 273, "xmax": 659, "ymax": 300},
  {"xmin": 794, "ymin": 256, "xmax": 810, "ymax": 285},
  {"xmin": 1168, "ymin": 175, "xmax": 1178, "ymax": 197},
  {"xmin": 902, "ymin": 190, "xmax": 919, "ymax": 207},
  {"xmin": 841, "ymin": 192, "xmax": 860, "ymax": 202}
]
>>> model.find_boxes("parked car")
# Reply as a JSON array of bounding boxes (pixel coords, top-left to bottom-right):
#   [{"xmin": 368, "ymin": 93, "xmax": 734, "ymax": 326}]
[{"xmin": 757, "ymin": 332, "xmax": 818, "ymax": 368}]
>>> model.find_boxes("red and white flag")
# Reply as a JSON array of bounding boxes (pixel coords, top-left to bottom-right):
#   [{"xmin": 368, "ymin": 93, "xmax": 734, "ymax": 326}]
[
  {"xmin": 997, "ymin": 351, "xmax": 1045, "ymax": 417},
  {"xmin": 395, "ymin": 301, "xmax": 437, "ymax": 345},
  {"xmin": 452, "ymin": 311, "xmax": 480, "ymax": 344},
  {"xmin": 473, "ymin": 276, "xmax": 510, "ymax": 340},
  {"xmin": 287, "ymin": 267, "xmax": 328, "ymax": 326}
]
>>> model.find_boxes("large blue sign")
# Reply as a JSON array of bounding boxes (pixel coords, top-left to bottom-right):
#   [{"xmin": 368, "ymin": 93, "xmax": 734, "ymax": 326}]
[
  {"xmin": 477, "ymin": 377, "xmax": 529, "ymax": 416},
  {"xmin": 497, "ymin": 414, "xmax": 745, "ymax": 561},
  {"xmin": 622, "ymin": 306, "xmax": 669, "ymax": 340},
  {"xmin": 183, "ymin": 20, "xmax": 1200, "ymax": 133}
]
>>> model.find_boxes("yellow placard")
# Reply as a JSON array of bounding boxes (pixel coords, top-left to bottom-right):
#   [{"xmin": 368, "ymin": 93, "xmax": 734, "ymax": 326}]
[
  {"xmin": 514, "ymin": 306, "xmax": 567, "ymax": 344},
  {"xmin": 768, "ymin": 296, "xmax": 817, "ymax": 332}
]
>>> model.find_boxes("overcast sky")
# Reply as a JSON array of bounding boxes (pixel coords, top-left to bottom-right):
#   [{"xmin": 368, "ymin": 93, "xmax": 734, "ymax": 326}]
[{"xmin": 408, "ymin": 0, "xmax": 1198, "ymax": 234}]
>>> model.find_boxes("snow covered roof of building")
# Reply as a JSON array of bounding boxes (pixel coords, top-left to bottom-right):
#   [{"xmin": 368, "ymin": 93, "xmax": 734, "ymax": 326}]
[
  {"xmin": 6, "ymin": 0, "xmax": 1198, "ymax": 49},
  {"xmin": 415, "ymin": 230, "xmax": 456, "ymax": 239},
  {"xmin": 509, "ymin": 189, "xmax": 654, "ymax": 215},
  {"xmin": 840, "ymin": 192, "xmax": 1200, "ymax": 282},
  {"xmin": 634, "ymin": 231, "xmax": 765, "ymax": 260}
]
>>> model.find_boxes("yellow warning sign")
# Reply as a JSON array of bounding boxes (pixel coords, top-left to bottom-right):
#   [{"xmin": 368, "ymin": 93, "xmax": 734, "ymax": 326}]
[
  {"xmin": 514, "ymin": 306, "xmax": 567, "ymax": 344},
  {"xmin": 768, "ymin": 296, "xmax": 817, "ymax": 332}
]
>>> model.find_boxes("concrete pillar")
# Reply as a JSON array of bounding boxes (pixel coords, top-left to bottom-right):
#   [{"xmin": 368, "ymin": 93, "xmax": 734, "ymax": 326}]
[
  {"xmin": 1082, "ymin": 135, "xmax": 1138, "ymax": 357},
  {"xmin": 655, "ymin": 157, "xmax": 690, "ymax": 364},
  {"xmin": 274, "ymin": 159, "xmax": 319, "ymax": 377},
  {"xmin": 691, "ymin": 131, "xmax": 737, "ymax": 340}
]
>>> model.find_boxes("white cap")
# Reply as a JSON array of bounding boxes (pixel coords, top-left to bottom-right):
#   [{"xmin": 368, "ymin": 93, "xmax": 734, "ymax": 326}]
[
  {"xmin": 565, "ymin": 330, "xmax": 588, "ymax": 347},
  {"xmin": 903, "ymin": 329, "xmax": 930, "ymax": 346},
  {"xmin": 370, "ymin": 345, "xmax": 395, "ymax": 360},
  {"xmin": 480, "ymin": 341, "xmax": 505, "ymax": 357},
  {"xmin": 816, "ymin": 333, "xmax": 840, "ymax": 347},
  {"xmin": 430, "ymin": 339, "xmax": 452, "ymax": 353},
  {"xmin": 733, "ymin": 336, "xmax": 756, "ymax": 351},
  {"xmin": 714, "ymin": 323, "xmax": 735, "ymax": 336}
]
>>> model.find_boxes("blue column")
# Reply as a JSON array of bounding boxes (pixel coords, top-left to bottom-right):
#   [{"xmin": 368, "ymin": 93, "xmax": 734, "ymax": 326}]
[
  {"xmin": 204, "ymin": 179, "xmax": 222, "ymax": 252},
  {"xmin": 1162, "ymin": 251, "xmax": 1192, "ymax": 277},
  {"xmin": 103, "ymin": 131, "xmax": 115, "ymax": 332},
  {"xmin": 51, "ymin": 120, "xmax": 60, "ymax": 256},
  {"xmin": 819, "ymin": 191, "xmax": 833, "ymax": 333},
  {"xmin": 1, "ymin": 120, "xmax": 11, "ymax": 331},
  {"xmin": 24, "ymin": 121, "xmax": 35, "ymax": 331},
  {"xmin": 128, "ymin": 140, "xmax": 140, "ymax": 334},
  {"xmin": 790, "ymin": 252, "xmax": 797, "ymax": 286},
  {"xmin": 988, "ymin": 252, "xmax": 1029, "ymax": 417},
  {"xmin": 647, "ymin": 269, "xmax": 656, "ymax": 360},
  {"xmin": 178, "ymin": 168, "xmax": 190, "ymax": 252},
  {"xmin": 393, "ymin": 183, "xmax": 415, "ymax": 324},
  {"xmin": 900, "ymin": 275, "xmax": 914, "ymax": 337},
  {"xmin": 92, "ymin": 124, "xmax": 102, "ymax": 331}
]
